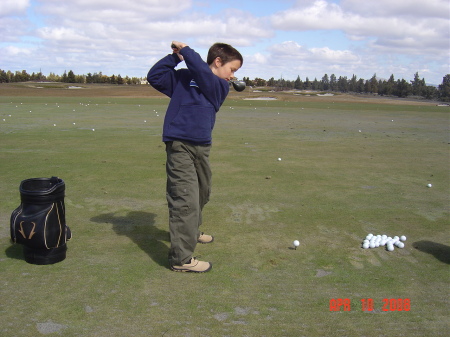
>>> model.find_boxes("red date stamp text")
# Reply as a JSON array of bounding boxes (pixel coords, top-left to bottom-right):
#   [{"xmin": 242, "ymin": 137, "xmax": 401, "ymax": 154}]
[{"xmin": 329, "ymin": 298, "xmax": 410, "ymax": 311}]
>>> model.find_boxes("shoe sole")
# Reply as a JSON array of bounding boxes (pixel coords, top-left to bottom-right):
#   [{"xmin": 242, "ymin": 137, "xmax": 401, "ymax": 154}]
[{"xmin": 170, "ymin": 263, "xmax": 212, "ymax": 273}]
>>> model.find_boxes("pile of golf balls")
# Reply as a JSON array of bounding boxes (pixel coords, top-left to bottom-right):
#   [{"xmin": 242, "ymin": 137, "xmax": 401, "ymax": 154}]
[{"xmin": 361, "ymin": 233, "xmax": 406, "ymax": 251}]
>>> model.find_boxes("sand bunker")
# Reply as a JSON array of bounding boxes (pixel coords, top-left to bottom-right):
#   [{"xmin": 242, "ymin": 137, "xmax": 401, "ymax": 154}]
[{"xmin": 243, "ymin": 97, "xmax": 277, "ymax": 100}]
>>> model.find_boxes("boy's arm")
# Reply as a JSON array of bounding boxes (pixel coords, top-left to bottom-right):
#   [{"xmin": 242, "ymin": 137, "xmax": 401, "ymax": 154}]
[
  {"xmin": 179, "ymin": 46, "xmax": 229, "ymax": 111},
  {"xmin": 147, "ymin": 53, "xmax": 182, "ymax": 97}
]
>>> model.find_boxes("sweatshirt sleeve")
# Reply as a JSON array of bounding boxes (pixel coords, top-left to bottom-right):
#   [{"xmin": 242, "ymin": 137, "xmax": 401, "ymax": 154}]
[
  {"xmin": 147, "ymin": 53, "xmax": 182, "ymax": 97},
  {"xmin": 179, "ymin": 46, "xmax": 229, "ymax": 111}
]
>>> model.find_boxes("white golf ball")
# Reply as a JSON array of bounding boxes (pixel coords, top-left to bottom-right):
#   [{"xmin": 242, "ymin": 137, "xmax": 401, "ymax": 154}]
[
  {"xmin": 278, "ymin": 158, "xmax": 282, "ymax": 161},
  {"xmin": 92, "ymin": 129, "xmax": 95, "ymax": 131},
  {"xmin": 400, "ymin": 235, "xmax": 406, "ymax": 241},
  {"xmin": 366, "ymin": 233, "xmax": 373, "ymax": 240},
  {"xmin": 362, "ymin": 242, "xmax": 370, "ymax": 249},
  {"xmin": 387, "ymin": 244, "xmax": 394, "ymax": 251},
  {"xmin": 427, "ymin": 183, "xmax": 432, "ymax": 188},
  {"xmin": 395, "ymin": 241, "xmax": 405, "ymax": 248},
  {"xmin": 369, "ymin": 242, "xmax": 375, "ymax": 248},
  {"xmin": 293, "ymin": 240, "xmax": 300, "ymax": 247}
]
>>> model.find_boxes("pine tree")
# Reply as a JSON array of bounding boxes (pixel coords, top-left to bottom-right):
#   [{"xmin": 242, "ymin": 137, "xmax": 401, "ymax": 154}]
[
  {"xmin": 411, "ymin": 72, "xmax": 425, "ymax": 96},
  {"xmin": 370, "ymin": 74, "xmax": 378, "ymax": 93},
  {"xmin": 322, "ymin": 74, "xmax": 329, "ymax": 90},
  {"xmin": 330, "ymin": 74, "xmax": 337, "ymax": 91},
  {"xmin": 294, "ymin": 75, "xmax": 302, "ymax": 90},
  {"xmin": 304, "ymin": 77, "xmax": 311, "ymax": 90},
  {"xmin": 67, "ymin": 70, "xmax": 76, "ymax": 83},
  {"xmin": 337, "ymin": 76, "xmax": 348, "ymax": 92},
  {"xmin": 438, "ymin": 74, "xmax": 450, "ymax": 102},
  {"xmin": 349, "ymin": 75, "xmax": 357, "ymax": 92}
]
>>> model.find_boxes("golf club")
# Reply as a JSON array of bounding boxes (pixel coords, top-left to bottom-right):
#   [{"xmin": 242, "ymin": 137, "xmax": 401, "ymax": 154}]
[{"xmin": 230, "ymin": 80, "xmax": 246, "ymax": 92}]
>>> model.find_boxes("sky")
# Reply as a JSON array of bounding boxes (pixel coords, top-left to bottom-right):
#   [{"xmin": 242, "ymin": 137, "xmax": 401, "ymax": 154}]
[{"xmin": 1, "ymin": 0, "xmax": 449, "ymax": 85}]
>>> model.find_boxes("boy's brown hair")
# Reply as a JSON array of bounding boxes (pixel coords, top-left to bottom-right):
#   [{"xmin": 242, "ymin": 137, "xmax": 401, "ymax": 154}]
[{"xmin": 207, "ymin": 43, "xmax": 243, "ymax": 67}]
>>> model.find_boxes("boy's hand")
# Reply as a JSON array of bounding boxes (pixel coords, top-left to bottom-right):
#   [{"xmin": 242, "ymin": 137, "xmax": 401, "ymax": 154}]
[{"xmin": 171, "ymin": 41, "xmax": 188, "ymax": 61}]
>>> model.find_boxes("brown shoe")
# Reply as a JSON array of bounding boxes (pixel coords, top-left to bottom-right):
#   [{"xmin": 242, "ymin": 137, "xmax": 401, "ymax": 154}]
[
  {"xmin": 171, "ymin": 258, "xmax": 212, "ymax": 273},
  {"xmin": 198, "ymin": 232, "xmax": 214, "ymax": 244}
]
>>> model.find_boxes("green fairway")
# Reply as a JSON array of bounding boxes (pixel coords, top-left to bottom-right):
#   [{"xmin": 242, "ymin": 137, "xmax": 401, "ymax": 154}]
[{"xmin": 0, "ymin": 89, "xmax": 449, "ymax": 336}]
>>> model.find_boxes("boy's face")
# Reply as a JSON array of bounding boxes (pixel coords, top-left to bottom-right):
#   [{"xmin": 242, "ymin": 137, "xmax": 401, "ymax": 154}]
[{"xmin": 211, "ymin": 58, "xmax": 241, "ymax": 82}]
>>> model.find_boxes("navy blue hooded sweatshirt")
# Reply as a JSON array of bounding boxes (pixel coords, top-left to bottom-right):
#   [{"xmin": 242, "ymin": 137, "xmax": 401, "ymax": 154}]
[{"xmin": 147, "ymin": 46, "xmax": 230, "ymax": 144}]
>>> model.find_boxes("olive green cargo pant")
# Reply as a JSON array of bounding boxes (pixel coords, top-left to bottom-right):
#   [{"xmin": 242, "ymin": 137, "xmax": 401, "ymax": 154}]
[{"xmin": 165, "ymin": 140, "xmax": 212, "ymax": 266}]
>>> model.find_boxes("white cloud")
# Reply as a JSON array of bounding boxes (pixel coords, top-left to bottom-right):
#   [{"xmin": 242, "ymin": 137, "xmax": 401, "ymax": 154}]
[
  {"xmin": 271, "ymin": 0, "xmax": 449, "ymax": 57},
  {"xmin": 221, "ymin": 9, "xmax": 273, "ymax": 41},
  {"xmin": 0, "ymin": 0, "xmax": 29, "ymax": 16},
  {"xmin": 0, "ymin": 17, "xmax": 30, "ymax": 42},
  {"xmin": 36, "ymin": 0, "xmax": 193, "ymax": 23},
  {"xmin": 309, "ymin": 47, "xmax": 359, "ymax": 63},
  {"xmin": 341, "ymin": 0, "xmax": 448, "ymax": 19},
  {"xmin": 267, "ymin": 41, "xmax": 359, "ymax": 65},
  {"xmin": 0, "ymin": 0, "xmax": 30, "ymax": 41},
  {"xmin": 3, "ymin": 45, "xmax": 33, "ymax": 56},
  {"xmin": 244, "ymin": 41, "xmax": 364, "ymax": 80},
  {"xmin": 0, "ymin": 45, "xmax": 35, "ymax": 71},
  {"xmin": 19, "ymin": 1, "xmax": 274, "ymax": 79},
  {"xmin": 32, "ymin": 1, "xmax": 272, "ymax": 55},
  {"xmin": 271, "ymin": 1, "xmax": 345, "ymax": 30},
  {"xmin": 252, "ymin": 52, "xmax": 268, "ymax": 65},
  {"xmin": 37, "ymin": 27, "xmax": 89, "ymax": 42}
]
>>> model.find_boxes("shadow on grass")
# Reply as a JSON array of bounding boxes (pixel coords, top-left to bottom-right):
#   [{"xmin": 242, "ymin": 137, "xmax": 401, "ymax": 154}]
[
  {"xmin": 91, "ymin": 211, "xmax": 170, "ymax": 268},
  {"xmin": 5, "ymin": 243, "xmax": 25, "ymax": 261},
  {"xmin": 412, "ymin": 241, "xmax": 450, "ymax": 264}
]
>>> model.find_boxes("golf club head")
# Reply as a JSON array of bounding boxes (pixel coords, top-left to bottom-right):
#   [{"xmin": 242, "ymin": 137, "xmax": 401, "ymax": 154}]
[{"xmin": 231, "ymin": 80, "xmax": 246, "ymax": 92}]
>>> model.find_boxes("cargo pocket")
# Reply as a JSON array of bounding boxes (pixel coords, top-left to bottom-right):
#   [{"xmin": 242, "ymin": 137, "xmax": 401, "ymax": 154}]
[{"xmin": 167, "ymin": 184, "xmax": 191, "ymax": 215}]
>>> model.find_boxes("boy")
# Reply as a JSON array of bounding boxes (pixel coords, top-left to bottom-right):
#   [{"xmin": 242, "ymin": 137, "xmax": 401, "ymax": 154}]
[{"xmin": 147, "ymin": 41, "xmax": 243, "ymax": 272}]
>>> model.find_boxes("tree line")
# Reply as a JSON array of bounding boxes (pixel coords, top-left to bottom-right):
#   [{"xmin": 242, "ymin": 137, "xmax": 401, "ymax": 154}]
[
  {"xmin": 0, "ymin": 69, "xmax": 142, "ymax": 85},
  {"xmin": 243, "ymin": 73, "xmax": 450, "ymax": 102},
  {"xmin": 1, "ymin": 68, "xmax": 449, "ymax": 102}
]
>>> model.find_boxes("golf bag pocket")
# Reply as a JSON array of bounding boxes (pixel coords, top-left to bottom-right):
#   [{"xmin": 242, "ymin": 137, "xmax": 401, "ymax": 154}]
[
  {"xmin": 10, "ymin": 177, "xmax": 71, "ymax": 264},
  {"xmin": 11, "ymin": 201, "xmax": 66, "ymax": 249}
]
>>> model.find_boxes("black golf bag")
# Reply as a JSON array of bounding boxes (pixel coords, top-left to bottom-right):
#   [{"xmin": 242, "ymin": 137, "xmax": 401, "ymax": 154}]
[{"xmin": 10, "ymin": 177, "xmax": 72, "ymax": 265}]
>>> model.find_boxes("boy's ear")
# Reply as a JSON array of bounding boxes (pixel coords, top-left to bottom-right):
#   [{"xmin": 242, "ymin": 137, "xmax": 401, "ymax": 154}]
[{"xmin": 214, "ymin": 57, "xmax": 223, "ymax": 67}]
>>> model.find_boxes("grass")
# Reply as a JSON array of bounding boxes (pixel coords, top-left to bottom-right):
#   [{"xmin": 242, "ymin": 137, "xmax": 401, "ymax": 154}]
[{"xmin": 0, "ymin": 84, "xmax": 449, "ymax": 336}]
